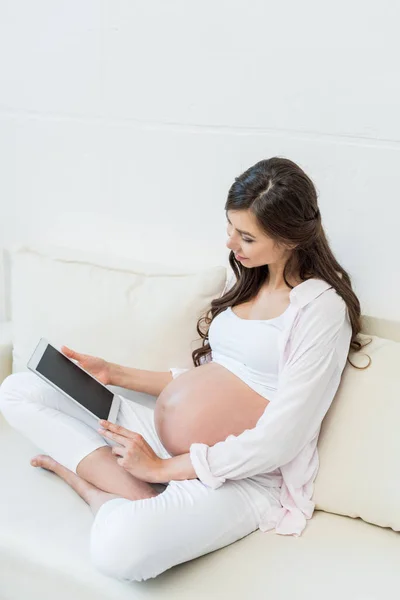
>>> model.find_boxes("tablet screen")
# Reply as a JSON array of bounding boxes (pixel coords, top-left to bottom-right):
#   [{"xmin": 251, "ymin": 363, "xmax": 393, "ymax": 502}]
[{"xmin": 36, "ymin": 344, "xmax": 114, "ymax": 420}]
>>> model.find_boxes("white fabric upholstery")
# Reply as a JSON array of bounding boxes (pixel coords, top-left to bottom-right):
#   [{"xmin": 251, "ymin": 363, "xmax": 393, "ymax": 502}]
[
  {"xmin": 1, "ymin": 243, "xmax": 400, "ymax": 596},
  {"xmin": 8, "ymin": 244, "xmax": 226, "ymax": 373},
  {"xmin": 314, "ymin": 333, "xmax": 400, "ymax": 530},
  {"xmin": 1, "ymin": 412, "xmax": 400, "ymax": 599},
  {"xmin": 0, "ymin": 321, "xmax": 12, "ymax": 384}
]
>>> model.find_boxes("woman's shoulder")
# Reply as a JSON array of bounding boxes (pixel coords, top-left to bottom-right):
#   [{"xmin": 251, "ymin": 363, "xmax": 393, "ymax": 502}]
[{"xmin": 302, "ymin": 281, "xmax": 347, "ymax": 326}]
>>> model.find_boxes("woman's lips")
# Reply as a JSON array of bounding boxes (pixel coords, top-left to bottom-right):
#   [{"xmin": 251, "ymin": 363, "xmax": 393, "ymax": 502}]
[{"xmin": 235, "ymin": 254, "xmax": 248, "ymax": 260}]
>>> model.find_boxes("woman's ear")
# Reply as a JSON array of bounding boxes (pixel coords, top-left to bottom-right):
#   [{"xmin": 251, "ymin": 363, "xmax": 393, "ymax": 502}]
[{"xmin": 286, "ymin": 242, "xmax": 298, "ymax": 251}]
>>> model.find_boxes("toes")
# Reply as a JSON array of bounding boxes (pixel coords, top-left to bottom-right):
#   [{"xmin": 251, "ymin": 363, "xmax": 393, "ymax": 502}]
[
  {"xmin": 31, "ymin": 455, "xmax": 42, "ymax": 467},
  {"xmin": 30, "ymin": 454, "xmax": 53, "ymax": 469}
]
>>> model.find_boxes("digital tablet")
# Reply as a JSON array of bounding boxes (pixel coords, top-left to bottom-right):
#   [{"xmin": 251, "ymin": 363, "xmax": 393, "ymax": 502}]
[{"xmin": 27, "ymin": 338, "xmax": 121, "ymax": 422}]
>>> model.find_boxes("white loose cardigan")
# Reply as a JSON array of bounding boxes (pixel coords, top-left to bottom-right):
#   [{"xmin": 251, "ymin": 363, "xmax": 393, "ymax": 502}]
[{"xmin": 170, "ymin": 276, "xmax": 352, "ymax": 536}]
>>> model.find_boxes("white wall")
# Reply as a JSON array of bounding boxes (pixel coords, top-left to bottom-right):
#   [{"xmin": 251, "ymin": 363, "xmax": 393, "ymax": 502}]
[{"xmin": 1, "ymin": 0, "xmax": 399, "ymax": 323}]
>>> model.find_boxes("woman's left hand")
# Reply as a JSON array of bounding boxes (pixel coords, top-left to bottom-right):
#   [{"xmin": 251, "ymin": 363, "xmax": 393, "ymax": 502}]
[{"xmin": 98, "ymin": 420, "xmax": 164, "ymax": 483}]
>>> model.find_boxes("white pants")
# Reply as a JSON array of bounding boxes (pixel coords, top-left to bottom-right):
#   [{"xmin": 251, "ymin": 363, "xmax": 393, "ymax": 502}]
[{"xmin": 0, "ymin": 372, "xmax": 281, "ymax": 582}]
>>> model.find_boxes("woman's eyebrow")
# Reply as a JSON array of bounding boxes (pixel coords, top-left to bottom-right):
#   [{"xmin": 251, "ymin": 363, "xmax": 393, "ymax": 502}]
[{"xmin": 226, "ymin": 215, "xmax": 257, "ymax": 238}]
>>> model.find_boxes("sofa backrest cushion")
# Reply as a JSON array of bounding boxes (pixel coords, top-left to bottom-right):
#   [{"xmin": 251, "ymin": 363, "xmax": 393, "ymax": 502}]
[
  {"xmin": 314, "ymin": 333, "xmax": 400, "ymax": 531},
  {"xmin": 8, "ymin": 244, "xmax": 227, "ymax": 375}
]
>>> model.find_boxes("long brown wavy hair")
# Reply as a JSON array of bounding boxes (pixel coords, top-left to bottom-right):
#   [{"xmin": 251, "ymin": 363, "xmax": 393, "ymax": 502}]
[{"xmin": 192, "ymin": 157, "xmax": 371, "ymax": 370}]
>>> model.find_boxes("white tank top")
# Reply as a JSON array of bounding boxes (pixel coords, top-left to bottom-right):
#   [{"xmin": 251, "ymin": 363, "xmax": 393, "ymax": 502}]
[{"xmin": 208, "ymin": 304, "xmax": 289, "ymax": 401}]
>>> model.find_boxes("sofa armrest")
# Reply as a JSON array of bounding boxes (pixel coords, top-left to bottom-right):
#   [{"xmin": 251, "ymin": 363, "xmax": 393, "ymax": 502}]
[{"xmin": 0, "ymin": 321, "xmax": 12, "ymax": 384}]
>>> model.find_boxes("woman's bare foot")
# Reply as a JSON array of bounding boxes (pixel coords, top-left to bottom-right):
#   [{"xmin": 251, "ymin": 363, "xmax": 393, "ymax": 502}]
[{"xmin": 30, "ymin": 454, "xmax": 122, "ymax": 516}]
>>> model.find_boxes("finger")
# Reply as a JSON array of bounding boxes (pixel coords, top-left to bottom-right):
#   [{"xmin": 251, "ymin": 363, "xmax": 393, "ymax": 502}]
[
  {"xmin": 98, "ymin": 428, "xmax": 128, "ymax": 446},
  {"xmin": 61, "ymin": 346, "xmax": 77, "ymax": 357},
  {"xmin": 111, "ymin": 445, "xmax": 124, "ymax": 457},
  {"xmin": 62, "ymin": 346, "xmax": 87, "ymax": 361},
  {"xmin": 99, "ymin": 421, "xmax": 138, "ymax": 440}
]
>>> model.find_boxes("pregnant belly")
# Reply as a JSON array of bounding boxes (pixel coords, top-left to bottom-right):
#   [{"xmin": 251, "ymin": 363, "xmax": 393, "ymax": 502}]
[{"xmin": 154, "ymin": 361, "xmax": 270, "ymax": 456}]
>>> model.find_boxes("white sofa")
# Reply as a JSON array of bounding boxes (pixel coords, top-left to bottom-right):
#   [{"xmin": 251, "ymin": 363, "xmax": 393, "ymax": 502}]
[{"xmin": 1, "ymin": 244, "xmax": 400, "ymax": 600}]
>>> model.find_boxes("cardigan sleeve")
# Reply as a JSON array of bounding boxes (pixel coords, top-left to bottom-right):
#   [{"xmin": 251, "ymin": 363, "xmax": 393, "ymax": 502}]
[
  {"xmin": 169, "ymin": 367, "xmax": 191, "ymax": 379},
  {"xmin": 169, "ymin": 349, "xmax": 212, "ymax": 378},
  {"xmin": 189, "ymin": 298, "xmax": 351, "ymax": 489}
]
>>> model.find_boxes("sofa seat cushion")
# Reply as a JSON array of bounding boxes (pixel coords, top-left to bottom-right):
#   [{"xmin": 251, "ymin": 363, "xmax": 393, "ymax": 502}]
[{"xmin": 1, "ymin": 412, "xmax": 399, "ymax": 599}]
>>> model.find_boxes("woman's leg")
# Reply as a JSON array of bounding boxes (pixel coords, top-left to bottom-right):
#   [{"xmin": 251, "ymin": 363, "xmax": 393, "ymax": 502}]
[
  {"xmin": 89, "ymin": 477, "xmax": 281, "ymax": 582},
  {"xmin": 0, "ymin": 372, "xmax": 282, "ymax": 582},
  {"xmin": 0, "ymin": 372, "xmax": 163, "ymax": 499},
  {"xmin": 29, "ymin": 453, "xmax": 125, "ymax": 513}
]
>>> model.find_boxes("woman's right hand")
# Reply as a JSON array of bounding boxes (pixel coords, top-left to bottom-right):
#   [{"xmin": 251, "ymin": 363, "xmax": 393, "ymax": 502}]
[{"xmin": 61, "ymin": 345, "xmax": 112, "ymax": 386}]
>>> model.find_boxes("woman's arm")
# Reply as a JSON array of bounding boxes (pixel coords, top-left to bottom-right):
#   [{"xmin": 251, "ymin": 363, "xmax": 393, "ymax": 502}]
[
  {"xmin": 157, "ymin": 453, "xmax": 198, "ymax": 482},
  {"xmin": 187, "ymin": 299, "xmax": 352, "ymax": 489},
  {"xmin": 108, "ymin": 363, "xmax": 173, "ymax": 397}
]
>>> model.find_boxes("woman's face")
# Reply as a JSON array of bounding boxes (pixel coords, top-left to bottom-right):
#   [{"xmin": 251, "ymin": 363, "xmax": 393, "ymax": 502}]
[{"xmin": 225, "ymin": 209, "xmax": 293, "ymax": 268}]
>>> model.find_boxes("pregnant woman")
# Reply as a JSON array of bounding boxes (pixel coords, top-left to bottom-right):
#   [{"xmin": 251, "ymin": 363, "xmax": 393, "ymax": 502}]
[{"xmin": 0, "ymin": 157, "xmax": 370, "ymax": 583}]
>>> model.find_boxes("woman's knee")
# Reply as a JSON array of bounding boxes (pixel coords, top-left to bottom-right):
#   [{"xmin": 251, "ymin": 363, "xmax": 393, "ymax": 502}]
[
  {"xmin": 90, "ymin": 526, "xmax": 149, "ymax": 582},
  {"xmin": 89, "ymin": 501, "xmax": 168, "ymax": 582},
  {"xmin": 0, "ymin": 372, "xmax": 29, "ymax": 405},
  {"xmin": 0, "ymin": 372, "xmax": 43, "ymax": 415}
]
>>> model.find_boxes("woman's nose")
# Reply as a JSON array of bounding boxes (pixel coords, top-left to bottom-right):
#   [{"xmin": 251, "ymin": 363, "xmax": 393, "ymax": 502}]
[
  {"xmin": 226, "ymin": 240, "xmax": 239, "ymax": 254},
  {"xmin": 226, "ymin": 228, "xmax": 238, "ymax": 251}
]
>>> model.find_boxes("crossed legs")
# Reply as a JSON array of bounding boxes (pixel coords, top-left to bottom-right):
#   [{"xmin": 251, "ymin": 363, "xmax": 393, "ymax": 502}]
[{"xmin": 0, "ymin": 372, "xmax": 162, "ymax": 516}]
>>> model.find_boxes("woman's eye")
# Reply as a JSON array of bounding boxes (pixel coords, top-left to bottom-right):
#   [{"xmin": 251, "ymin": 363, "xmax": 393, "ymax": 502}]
[{"xmin": 226, "ymin": 221, "xmax": 253, "ymax": 243}]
